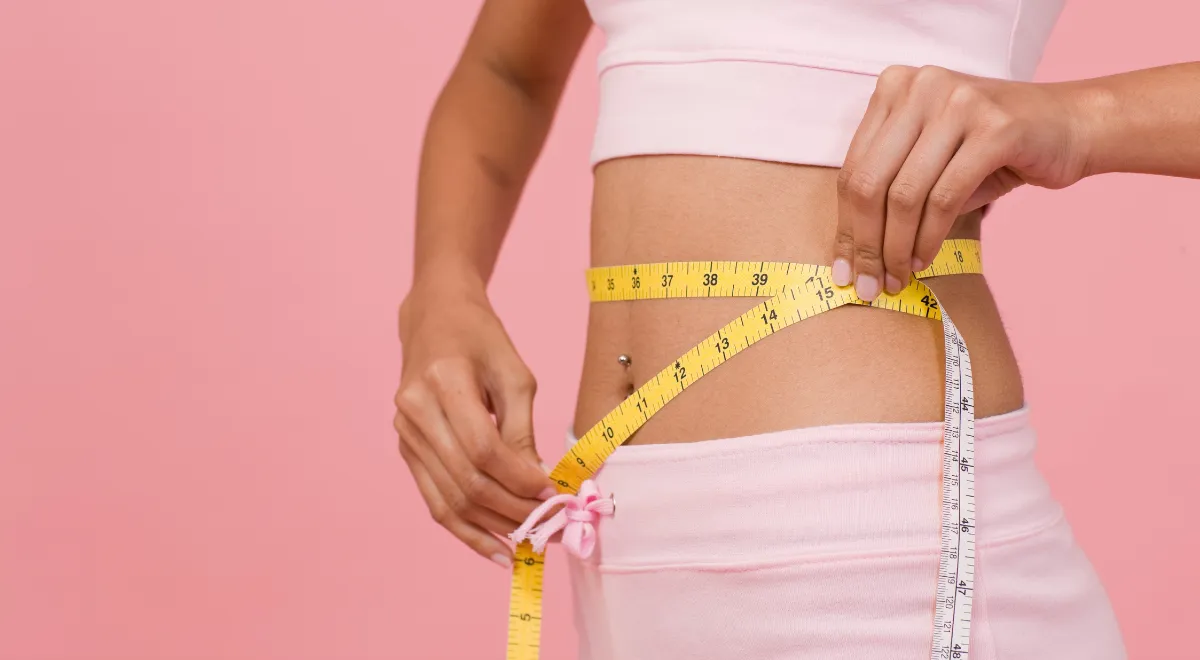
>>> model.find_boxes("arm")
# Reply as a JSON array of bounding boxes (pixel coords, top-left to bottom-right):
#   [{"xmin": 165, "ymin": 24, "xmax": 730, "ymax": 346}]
[
  {"xmin": 396, "ymin": 0, "xmax": 592, "ymax": 566},
  {"xmin": 831, "ymin": 61, "xmax": 1200, "ymax": 301},
  {"xmin": 1079, "ymin": 63, "xmax": 1200, "ymax": 178},
  {"xmin": 411, "ymin": 0, "xmax": 593, "ymax": 290}
]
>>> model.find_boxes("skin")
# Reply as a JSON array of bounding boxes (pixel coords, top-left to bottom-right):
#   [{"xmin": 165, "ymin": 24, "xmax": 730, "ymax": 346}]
[
  {"xmin": 572, "ymin": 161, "xmax": 1019, "ymax": 449},
  {"xmin": 397, "ymin": 0, "xmax": 1200, "ymax": 565},
  {"xmin": 833, "ymin": 63, "xmax": 1200, "ymax": 299}
]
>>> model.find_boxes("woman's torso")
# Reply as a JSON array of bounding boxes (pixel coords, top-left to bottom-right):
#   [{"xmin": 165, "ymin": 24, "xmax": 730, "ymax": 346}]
[
  {"xmin": 568, "ymin": 0, "xmax": 1064, "ymax": 443},
  {"xmin": 571, "ymin": 157, "xmax": 1024, "ymax": 444}
]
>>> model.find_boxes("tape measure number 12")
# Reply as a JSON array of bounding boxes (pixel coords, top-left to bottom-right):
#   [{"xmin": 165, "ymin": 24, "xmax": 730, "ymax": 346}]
[{"xmin": 506, "ymin": 239, "xmax": 983, "ymax": 660}]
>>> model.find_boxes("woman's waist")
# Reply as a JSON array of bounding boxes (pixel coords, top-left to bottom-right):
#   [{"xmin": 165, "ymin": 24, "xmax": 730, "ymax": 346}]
[
  {"xmin": 574, "ymin": 155, "xmax": 1020, "ymax": 444},
  {"xmin": 565, "ymin": 407, "xmax": 1063, "ymax": 569},
  {"xmin": 590, "ymin": 156, "xmax": 848, "ymax": 267}
]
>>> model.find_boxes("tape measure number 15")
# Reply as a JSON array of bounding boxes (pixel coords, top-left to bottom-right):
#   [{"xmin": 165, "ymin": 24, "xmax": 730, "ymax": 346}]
[{"xmin": 505, "ymin": 239, "xmax": 983, "ymax": 660}]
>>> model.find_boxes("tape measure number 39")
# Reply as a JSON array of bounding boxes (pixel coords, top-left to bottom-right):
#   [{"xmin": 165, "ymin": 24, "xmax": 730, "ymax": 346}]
[{"xmin": 505, "ymin": 239, "xmax": 983, "ymax": 660}]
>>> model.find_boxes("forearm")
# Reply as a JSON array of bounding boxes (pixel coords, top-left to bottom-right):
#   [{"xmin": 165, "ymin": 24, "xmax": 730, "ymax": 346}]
[
  {"xmin": 1073, "ymin": 62, "xmax": 1200, "ymax": 179},
  {"xmin": 412, "ymin": 63, "xmax": 553, "ymax": 294}
]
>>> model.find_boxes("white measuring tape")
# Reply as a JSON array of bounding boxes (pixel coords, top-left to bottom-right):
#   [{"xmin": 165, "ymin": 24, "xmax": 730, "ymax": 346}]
[{"xmin": 933, "ymin": 308, "xmax": 976, "ymax": 660}]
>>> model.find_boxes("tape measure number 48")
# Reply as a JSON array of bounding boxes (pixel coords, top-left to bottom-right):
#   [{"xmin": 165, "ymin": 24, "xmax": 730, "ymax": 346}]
[{"xmin": 506, "ymin": 239, "xmax": 983, "ymax": 660}]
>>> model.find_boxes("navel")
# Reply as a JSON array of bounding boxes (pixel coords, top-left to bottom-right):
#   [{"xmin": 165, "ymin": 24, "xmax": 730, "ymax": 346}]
[{"xmin": 618, "ymin": 353, "xmax": 635, "ymax": 396}]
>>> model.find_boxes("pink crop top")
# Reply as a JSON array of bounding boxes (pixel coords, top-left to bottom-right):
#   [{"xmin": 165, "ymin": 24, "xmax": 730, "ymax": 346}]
[{"xmin": 585, "ymin": 0, "xmax": 1065, "ymax": 167}]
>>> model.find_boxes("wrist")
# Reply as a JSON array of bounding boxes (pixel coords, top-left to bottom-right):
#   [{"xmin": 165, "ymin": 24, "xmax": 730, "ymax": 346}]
[
  {"xmin": 412, "ymin": 258, "xmax": 489, "ymax": 297},
  {"xmin": 1062, "ymin": 79, "xmax": 1121, "ymax": 179},
  {"xmin": 400, "ymin": 259, "xmax": 490, "ymax": 332}
]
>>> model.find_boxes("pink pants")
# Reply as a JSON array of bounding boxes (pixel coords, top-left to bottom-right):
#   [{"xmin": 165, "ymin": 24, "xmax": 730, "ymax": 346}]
[{"xmin": 563, "ymin": 406, "xmax": 1126, "ymax": 659}]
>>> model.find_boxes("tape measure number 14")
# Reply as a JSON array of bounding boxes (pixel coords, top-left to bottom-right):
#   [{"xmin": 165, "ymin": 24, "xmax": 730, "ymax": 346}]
[{"xmin": 505, "ymin": 239, "xmax": 983, "ymax": 660}]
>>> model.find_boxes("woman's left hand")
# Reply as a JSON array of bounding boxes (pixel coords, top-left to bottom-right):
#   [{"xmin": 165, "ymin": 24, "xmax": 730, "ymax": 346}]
[{"xmin": 833, "ymin": 65, "xmax": 1096, "ymax": 300}]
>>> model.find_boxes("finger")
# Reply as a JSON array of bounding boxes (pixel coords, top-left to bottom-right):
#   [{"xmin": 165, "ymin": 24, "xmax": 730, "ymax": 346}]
[
  {"xmin": 397, "ymin": 382, "xmax": 547, "ymax": 523},
  {"xmin": 397, "ymin": 414, "xmax": 528, "ymax": 536},
  {"xmin": 841, "ymin": 109, "xmax": 925, "ymax": 301},
  {"xmin": 883, "ymin": 118, "xmax": 965, "ymax": 289},
  {"xmin": 398, "ymin": 440, "xmax": 513, "ymax": 568},
  {"xmin": 432, "ymin": 364, "xmax": 554, "ymax": 501},
  {"xmin": 486, "ymin": 364, "xmax": 548, "ymax": 483},
  {"xmin": 834, "ymin": 82, "xmax": 894, "ymax": 288},
  {"xmin": 914, "ymin": 136, "xmax": 1011, "ymax": 267}
]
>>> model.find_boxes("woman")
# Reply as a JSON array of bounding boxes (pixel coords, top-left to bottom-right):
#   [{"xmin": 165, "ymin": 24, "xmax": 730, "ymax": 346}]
[{"xmin": 396, "ymin": 1, "xmax": 1198, "ymax": 657}]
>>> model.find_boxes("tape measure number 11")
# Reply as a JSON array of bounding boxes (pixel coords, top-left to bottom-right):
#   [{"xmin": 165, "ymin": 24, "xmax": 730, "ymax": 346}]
[{"xmin": 505, "ymin": 239, "xmax": 983, "ymax": 660}]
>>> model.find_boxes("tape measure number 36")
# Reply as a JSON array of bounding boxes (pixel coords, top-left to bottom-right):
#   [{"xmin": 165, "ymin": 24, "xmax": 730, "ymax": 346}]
[{"xmin": 506, "ymin": 239, "xmax": 983, "ymax": 660}]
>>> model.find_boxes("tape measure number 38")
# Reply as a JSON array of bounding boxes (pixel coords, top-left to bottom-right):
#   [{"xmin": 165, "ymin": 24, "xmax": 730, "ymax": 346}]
[{"xmin": 505, "ymin": 239, "xmax": 983, "ymax": 660}]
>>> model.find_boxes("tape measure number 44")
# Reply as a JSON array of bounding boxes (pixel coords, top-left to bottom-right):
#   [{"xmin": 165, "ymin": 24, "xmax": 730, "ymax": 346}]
[{"xmin": 506, "ymin": 239, "xmax": 983, "ymax": 660}]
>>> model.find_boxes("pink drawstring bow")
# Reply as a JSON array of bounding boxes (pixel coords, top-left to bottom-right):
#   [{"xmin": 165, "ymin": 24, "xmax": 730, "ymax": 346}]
[{"xmin": 509, "ymin": 479, "xmax": 614, "ymax": 559}]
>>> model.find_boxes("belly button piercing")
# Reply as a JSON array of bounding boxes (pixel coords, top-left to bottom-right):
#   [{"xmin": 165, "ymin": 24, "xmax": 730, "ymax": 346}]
[{"xmin": 617, "ymin": 354, "xmax": 632, "ymax": 368}]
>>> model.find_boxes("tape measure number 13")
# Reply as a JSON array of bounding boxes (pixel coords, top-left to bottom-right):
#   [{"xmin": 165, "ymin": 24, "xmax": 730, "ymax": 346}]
[{"xmin": 505, "ymin": 239, "xmax": 983, "ymax": 660}]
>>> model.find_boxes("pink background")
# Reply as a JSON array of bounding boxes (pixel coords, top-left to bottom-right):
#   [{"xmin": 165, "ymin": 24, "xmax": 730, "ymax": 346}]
[{"xmin": 2, "ymin": 1, "xmax": 1197, "ymax": 658}]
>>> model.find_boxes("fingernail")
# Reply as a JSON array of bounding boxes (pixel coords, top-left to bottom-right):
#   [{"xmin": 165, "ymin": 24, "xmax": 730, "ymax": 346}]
[
  {"xmin": 540, "ymin": 461, "xmax": 551, "ymax": 474},
  {"xmin": 832, "ymin": 258, "xmax": 852, "ymax": 287},
  {"xmin": 538, "ymin": 487, "xmax": 556, "ymax": 500},
  {"xmin": 912, "ymin": 257, "xmax": 926, "ymax": 272},
  {"xmin": 885, "ymin": 273, "xmax": 904, "ymax": 295},
  {"xmin": 491, "ymin": 553, "xmax": 512, "ymax": 568},
  {"xmin": 855, "ymin": 273, "xmax": 880, "ymax": 301}
]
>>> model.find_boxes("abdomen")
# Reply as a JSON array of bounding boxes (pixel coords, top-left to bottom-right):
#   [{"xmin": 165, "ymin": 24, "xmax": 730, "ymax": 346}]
[{"xmin": 571, "ymin": 155, "xmax": 1024, "ymax": 444}]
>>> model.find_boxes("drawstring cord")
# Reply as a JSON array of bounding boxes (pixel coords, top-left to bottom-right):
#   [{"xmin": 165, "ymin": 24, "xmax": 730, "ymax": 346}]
[{"xmin": 509, "ymin": 479, "xmax": 614, "ymax": 559}]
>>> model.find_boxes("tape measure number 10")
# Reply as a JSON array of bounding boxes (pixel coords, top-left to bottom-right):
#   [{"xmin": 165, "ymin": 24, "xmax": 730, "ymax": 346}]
[{"xmin": 505, "ymin": 239, "xmax": 983, "ymax": 660}]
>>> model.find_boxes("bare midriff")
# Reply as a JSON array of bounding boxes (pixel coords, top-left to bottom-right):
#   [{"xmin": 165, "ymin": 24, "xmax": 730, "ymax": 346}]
[{"xmin": 570, "ymin": 155, "xmax": 1024, "ymax": 445}]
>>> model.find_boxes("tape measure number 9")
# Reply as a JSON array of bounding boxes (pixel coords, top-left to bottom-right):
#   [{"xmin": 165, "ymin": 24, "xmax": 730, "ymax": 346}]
[{"xmin": 505, "ymin": 239, "xmax": 982, "ymax": 660}]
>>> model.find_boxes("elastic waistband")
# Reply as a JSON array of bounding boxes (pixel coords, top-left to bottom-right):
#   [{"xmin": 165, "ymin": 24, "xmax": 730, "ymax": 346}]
[
  {"xmin": 563, "ymin": 406, "xmax": 1063, "ymax": 569},
  {"xmin": 567, "ymin": 404, "xmax": 1030, "ymax": 466}
]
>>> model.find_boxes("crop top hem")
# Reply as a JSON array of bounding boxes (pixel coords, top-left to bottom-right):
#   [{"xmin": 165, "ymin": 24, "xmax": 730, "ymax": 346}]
[
  {"xmin": 591, "ymin": 58, "xmax": 881, "ymax": 168},
  {"xmin": 596, "ymin": 49, "xmax": 1001, "ymax": 82}
]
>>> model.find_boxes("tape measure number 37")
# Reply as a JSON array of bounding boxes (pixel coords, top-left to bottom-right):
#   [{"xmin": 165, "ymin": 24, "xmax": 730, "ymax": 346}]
[{"xmin": 505, "ymin": 239, "xmax": 983, "ymax": 660}]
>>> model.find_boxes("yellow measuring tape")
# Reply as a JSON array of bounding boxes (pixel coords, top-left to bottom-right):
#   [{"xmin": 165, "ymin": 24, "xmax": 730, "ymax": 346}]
[{"xmin": 506, "ymin": 239, "xmax": 983, "ymax": 660}]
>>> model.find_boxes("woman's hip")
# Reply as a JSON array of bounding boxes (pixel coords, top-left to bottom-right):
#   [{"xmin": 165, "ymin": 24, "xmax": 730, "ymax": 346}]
[{"xmin": 563, "ymin": 408, "xmax": 1126, "ymax": 659}]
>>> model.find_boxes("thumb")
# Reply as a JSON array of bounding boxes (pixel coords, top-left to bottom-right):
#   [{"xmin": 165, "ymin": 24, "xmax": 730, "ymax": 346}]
[
  {"xmin": 963, "ymin": 168, "xmax": 1025, "ymax": 213},
  {"xmin": 490, "ymin": 364, "xmax": 543, "ymax": 472}
]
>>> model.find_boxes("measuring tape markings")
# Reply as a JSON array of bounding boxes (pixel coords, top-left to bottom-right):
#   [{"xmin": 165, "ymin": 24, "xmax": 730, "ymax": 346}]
[
  {"xmin": 506, "ymin": 239, "xmax": 982, "ymax": 660},
  {"xmin": 934, "ymin": 307, "xmax": 976, "ymax": 660}
]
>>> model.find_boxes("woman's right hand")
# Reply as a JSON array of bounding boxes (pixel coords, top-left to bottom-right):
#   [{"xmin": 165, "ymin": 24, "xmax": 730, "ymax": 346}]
[{"xmin": 395, "ymin": 275, "xmax": 557, "ymax": 568}]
